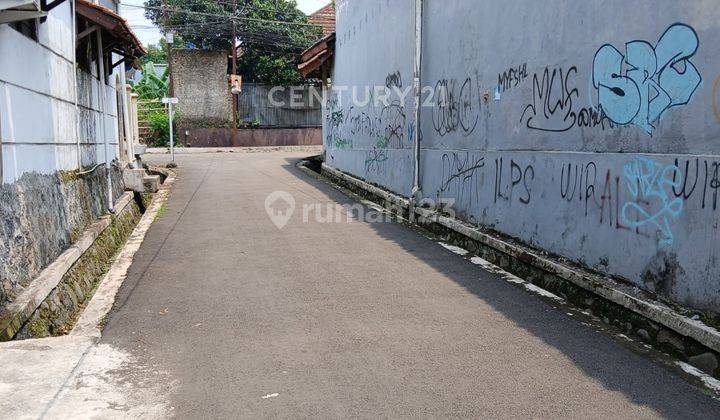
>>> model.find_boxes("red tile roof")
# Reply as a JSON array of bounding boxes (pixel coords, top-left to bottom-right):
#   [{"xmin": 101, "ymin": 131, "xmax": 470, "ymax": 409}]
[{"xmin": 307, "ymin": 3, "xmax": 335, "ymax": 37}]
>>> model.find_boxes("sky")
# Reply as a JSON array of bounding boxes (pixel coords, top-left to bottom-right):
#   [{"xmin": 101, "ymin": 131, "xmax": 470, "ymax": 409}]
[{"xmin": 120, "ymin": 0, "xmax": 331, "ymax": 46}]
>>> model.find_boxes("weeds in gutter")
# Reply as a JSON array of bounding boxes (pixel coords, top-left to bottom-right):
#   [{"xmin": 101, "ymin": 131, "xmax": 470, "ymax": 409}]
[{"xmin": 155, "ymin": 203, "xmax": 167, "ymax": 221}]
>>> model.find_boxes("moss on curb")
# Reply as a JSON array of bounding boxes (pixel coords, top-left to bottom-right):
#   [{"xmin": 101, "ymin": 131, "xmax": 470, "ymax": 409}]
[{"xmin": 15, "ymin": 200, "xmax": 143, "ymax": 339}]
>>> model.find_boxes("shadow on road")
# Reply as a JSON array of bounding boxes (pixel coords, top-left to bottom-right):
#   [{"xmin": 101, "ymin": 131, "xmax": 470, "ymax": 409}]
[{"xmin": 281, "ymin": 156, "xmax": 720, "ymax": 418}]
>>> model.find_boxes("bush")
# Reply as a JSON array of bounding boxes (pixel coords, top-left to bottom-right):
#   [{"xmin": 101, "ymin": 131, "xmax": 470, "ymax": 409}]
[
  {"xmin": 146, "ymin": 110, "xmax": 182, "ymax": 147},
  {"xmin": 237, "ymin": 117, "xmax": 261, "ymax": 129}
]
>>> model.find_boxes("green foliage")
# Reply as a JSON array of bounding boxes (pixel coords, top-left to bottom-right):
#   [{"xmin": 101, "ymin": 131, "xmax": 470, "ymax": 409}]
[
  {"xmin": 139, "ymin": 37, "xmax": 185, "ymax": 65},
  {"xmin": 140, "ymin": 43, "xmax": 167, "ymax": 65},
  {"xmin": 236, "ymin": 49, "xmax": 306, "ymax": 86},
  {"xmin": 129, "ymin": 62, "xmax": 169, "ymax": 100},
  {"xmin": 143, "ymin": 0, "xmax": 323, "ymax": 85},
  {"xmin": 237, "ymin": 116, "xmax": 260, "ymax": 129},
  {"xmin": 146, "ymin": 110, "xmax": 182, "ymax": 147}
]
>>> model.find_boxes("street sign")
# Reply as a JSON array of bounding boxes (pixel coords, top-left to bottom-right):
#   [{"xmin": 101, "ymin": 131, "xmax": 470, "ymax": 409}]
[{"xmin": 161, "ymin": 97, "xmax": 178, "ymax": 104}]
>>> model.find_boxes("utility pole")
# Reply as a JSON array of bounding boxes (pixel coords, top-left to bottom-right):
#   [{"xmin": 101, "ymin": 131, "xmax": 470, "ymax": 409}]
[
  {"xmin": 231, "ymin": 1, "xmax": 238, "ymax": 144},
  {"xmin": 162, "ymin": 0, "xmax": 174, "ymax": 96},
  {"xmin": 410, "ymin": 0, "xmax": 423, "ymax": 223}
]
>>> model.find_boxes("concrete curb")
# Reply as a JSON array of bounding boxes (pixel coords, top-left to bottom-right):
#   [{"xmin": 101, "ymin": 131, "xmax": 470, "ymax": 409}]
[
  {"xmin": 0, "ymin": 193, "xmax": 134, "ymax": 341},
  {"xmin": 145, "ymin": 145, "xmax": 323, "ymax": 154},
  {"xmin": 72, "ymin": 172, "xmax": 176, "ymax": 337},
  {"xmin": 316, "ymin": 162, "xmax": 720, "ymax": 355}
]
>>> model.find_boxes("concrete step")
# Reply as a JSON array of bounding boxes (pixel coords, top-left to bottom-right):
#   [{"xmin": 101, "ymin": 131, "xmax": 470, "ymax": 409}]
[
  {"xmin": 141, "ymin": 175, "xmax": 160, "ymax": 193},
  {"xmin": 123, "ymin": 169, "xmax": 160, "ymax": 193}
]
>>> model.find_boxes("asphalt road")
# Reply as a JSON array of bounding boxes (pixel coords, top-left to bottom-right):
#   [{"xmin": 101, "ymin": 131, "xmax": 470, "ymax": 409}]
[{"xmin": 102, "ymin": 151, "xmax": 720, "ymax": 418}]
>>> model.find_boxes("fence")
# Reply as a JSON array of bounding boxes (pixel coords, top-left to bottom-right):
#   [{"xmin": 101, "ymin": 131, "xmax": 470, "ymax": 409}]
[
  {"xmin": 236, "ymin": 84, "xmax": 322, "ymax": 128},
  {"xmin": 136, "ymin": 99, "xmax": 168, "ymax": 146}
]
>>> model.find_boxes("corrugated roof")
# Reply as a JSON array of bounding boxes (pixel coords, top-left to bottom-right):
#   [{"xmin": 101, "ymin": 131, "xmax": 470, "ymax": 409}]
[{"xmin": 307, "ymin": 3, "xmax": 335, "ymax": 37}]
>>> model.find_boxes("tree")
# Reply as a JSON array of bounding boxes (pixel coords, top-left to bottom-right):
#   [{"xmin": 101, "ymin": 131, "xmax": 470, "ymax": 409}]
[
  {"xmin": 143, "ymin": 0, "xmax": 322, "ymax": 85},
  {"xmin": 139, "ymin": 37, "xmax": 185, "ymax": 65},
  {"xmin": 140, "ymin": 43, "xmax": 166, "ymax": 65}
]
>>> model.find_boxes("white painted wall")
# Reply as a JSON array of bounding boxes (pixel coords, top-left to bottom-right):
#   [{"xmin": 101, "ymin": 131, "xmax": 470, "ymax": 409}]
[{"xmin": 0, "ymin": 1, "xmax": 122, "ymax": 184}]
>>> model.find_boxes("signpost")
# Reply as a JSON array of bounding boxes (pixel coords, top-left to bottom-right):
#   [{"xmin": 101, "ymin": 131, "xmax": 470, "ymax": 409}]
[{"xmin": 162, "ymin": 97, "xmax": 178, "ymax": 162}]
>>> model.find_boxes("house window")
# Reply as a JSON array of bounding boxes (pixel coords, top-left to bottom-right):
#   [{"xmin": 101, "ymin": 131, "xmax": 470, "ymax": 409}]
[
  {"xmin": 10, "ymin": 19, "xmax": 38, "ymax": 41},
  {"xmin": 76, "ymin": 33, "xmax": 96, "ymax": 74}
]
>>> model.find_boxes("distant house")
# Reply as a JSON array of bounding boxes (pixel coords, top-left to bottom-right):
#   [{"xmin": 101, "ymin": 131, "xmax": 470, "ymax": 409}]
[
  {"xmin": 128, "ymin": 63, "xmax": 168, "ymax": 84},
  {"xmin": 307, "ymin": 3, "xmax": 335, "ymax": 37}
]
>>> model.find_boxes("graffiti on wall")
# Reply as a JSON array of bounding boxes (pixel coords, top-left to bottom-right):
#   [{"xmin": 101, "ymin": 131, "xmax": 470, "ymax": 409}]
[
  {"xmin": 379, "ymin": 103, "xmax": 407, "ymax": 148},
  {"xmin": 431, "ymin": 77, "xmax": 481, "ymax": 137},
  {"xmin": 620, "ymin": 157, "xmax": 684, "ymax": 246},
  {"xmin": 592, "ymin": 23, "xmax": 701, "ymax": 135},
  {"xmin": 438, "ymin": 152, "xmax": 485, "ymax": 204},
  {"xmin": 498, "ymin": 63, "xmax": 528, "ymax": 93},
  {"xmin": 520, "ymin": 66, "xmax": 614, "ymax": 132},
  {"xmin": 494, "ymin": 158, "xmax": 535, "ymax": 205},
  {"xmin": 327, "ymin": 71, "xmax": 410, "ymax": 152},
  {"xmin": 385, "ymin": 71, "xmax": 403, "ymax": 89},
  {"xmin": 365, "ymin": 148, "xmax": 389, "ymax": 174},
  {"xmin": 558, "ymin": 155, "xmax": 720, "ymax": 247},
  {"xmin": 325, "ymin": 96, "xmax": 352, "ymax": 149}
]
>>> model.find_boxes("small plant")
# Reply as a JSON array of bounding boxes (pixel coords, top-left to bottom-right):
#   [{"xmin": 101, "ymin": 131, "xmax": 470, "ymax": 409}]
[
  {"xmin": 237, "ymin": 115, "xmax": 261, "ymax": 129},
  {"xmin": 147, "ymin": 112, "xmax": 169, "ymax": 147},
  {"xmin": 146, "ymin": 110, "xmax": 182, "ymax": 147}
]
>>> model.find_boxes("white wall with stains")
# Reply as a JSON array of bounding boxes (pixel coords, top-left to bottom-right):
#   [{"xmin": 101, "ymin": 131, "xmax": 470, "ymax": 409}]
[{"xmin": 0, "ymin": 1, "xmax": 121, "ymax": 184}]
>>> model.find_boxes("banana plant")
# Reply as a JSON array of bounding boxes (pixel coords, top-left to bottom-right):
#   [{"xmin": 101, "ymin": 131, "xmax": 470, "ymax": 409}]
[{"xmin": 129, "ymin": 62, "xmax": 169, "ymax": 100}]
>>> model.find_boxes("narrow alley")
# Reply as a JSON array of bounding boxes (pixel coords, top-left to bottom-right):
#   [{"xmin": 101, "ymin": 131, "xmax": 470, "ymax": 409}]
[
  {"xmin": 86, "ymin": 151, "xmax": 720, "ymax": 418},
  {"xmin": 4, "ymin": 0, "xmax": 720, "ymax": 418}
]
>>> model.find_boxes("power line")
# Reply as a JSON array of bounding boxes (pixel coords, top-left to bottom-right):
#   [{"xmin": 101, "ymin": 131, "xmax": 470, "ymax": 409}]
[{"xmin": 122, "ymin": 3, "xmax": 321, "ymax": 27}]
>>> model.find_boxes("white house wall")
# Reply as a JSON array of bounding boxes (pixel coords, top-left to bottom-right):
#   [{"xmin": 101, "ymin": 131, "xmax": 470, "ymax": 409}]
[
  {"xmin": 0, "ymin": 0, "xmax": 121, "ymax": 184},
  {"xmin": 0, "ymin": 1, "xmax": 126, "ymax": 307}
]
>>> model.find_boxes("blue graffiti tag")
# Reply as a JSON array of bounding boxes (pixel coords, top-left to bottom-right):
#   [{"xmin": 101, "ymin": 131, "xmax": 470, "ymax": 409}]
[
  {"xmin": 621, "ymin": 157, "xmax": 684, "ymax": 246},
  {"xmin": 592, "ymin": 23, "xmax": 701, "ymax": 135}
]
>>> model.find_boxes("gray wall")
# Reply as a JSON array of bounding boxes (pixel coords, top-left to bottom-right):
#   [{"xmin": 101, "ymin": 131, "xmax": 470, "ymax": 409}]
[
  {"xmin": 238, "ymin": 84, "xmax": 322, "ymax": 128},
  {"xmin": 170, "ymin": 49, "xmax": 233, "ymax": 127},
  {"xmin": 325, "ymin": 0, "xmax": 720, "ymax": 313},
  {"xmin": 325, "ymin": 0, "xmax": 416, "ymax": 195}
]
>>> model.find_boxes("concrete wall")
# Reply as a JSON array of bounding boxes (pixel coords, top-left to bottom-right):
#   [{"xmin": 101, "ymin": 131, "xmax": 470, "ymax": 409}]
[
  {"xmin": 325, "ymin": 0, "xmax": 720, "ymax": 314},
  {"xmin": 179, "ymin": 127, "xmax": 322, "ymax": 147},
  {"xmin": 0, "ymin": 2, "xmax": 122, "ymax": 182},
  {"xmin": 324, "ymin": 0, "xmax": 416, "ymax": 196},
  {"xmin": 238, "ymin": 84, "xmax": 322, "ymax": 128},
  {"xmin": 170, "ymin": 49, "xmax": 233, "ymax": 128},
  {"xmin": 0, "ymin": 4, "xmax": 126, "ymax": 307}
]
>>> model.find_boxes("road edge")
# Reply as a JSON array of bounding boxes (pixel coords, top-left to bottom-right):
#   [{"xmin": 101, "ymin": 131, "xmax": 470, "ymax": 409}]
[
  {"xmin": 300, "ymin": 159, "xmax": 720, "ymax": 380},
  {"xmin": 71, "ymin": 169, "xmax": 176, "ymax": 338}
]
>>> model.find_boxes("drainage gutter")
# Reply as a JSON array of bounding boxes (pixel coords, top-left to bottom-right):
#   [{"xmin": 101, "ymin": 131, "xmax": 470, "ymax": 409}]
[{"xmin": 0, "ymin": 193, "xmax": 134, "ymax": 341}]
